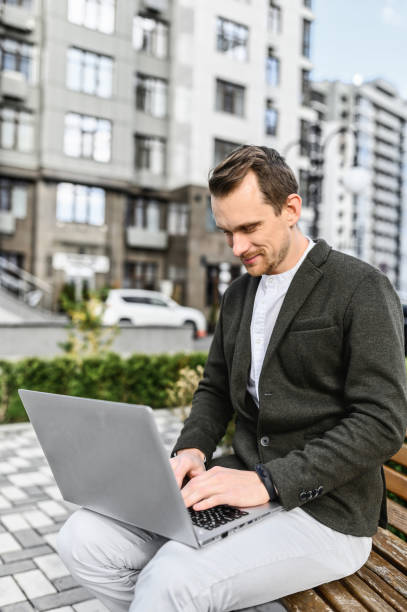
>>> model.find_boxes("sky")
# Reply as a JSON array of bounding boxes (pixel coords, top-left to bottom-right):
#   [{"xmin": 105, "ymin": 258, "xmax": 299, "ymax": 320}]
[{"xmin": 311, "ymin": 0, "xmax": 407, "ymax": 100}]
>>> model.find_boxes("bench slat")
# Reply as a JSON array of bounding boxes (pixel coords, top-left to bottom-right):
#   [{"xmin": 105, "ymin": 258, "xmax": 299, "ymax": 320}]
[
  {"xmin": 357, "ymin": 565, "xmax": 407, "ymax": 612},
  {"xmin": 365, "ymin": 550, "xmax": 407, "ymax": 598},
  {"xmin": 342, "ymin": 573, "xmax": 395, "ymax": 611},
  {"xmin": 387, "ymin": 498, "xmax": 407, "ymax": 535},
  {"xmin": 282, "ymin": 589, "xmax": 332, "ymax": 611},
  {"xmin": 383, "ymin": 465, "xmax": 407, "ymax": 501},
  {"xmin": 316, "ymin": 580, "xmax": 367, "ymax": 610},
  {"xmin": 373, "ymin": 527, "xmax": 407, "ymax": 573},
  {"xmin": 391, "ymin": 443, "xmax": 407, "ymax": 468}
]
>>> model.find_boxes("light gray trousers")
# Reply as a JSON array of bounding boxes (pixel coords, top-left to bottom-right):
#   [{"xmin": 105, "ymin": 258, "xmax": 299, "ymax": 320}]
[{"xmin": 57, "ymin": 505, "xmax": 371, "ymax": 612}]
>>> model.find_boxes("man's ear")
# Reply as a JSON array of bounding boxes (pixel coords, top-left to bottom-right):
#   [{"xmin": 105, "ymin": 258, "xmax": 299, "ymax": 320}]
[{"xmin": 284, "ymin": 194, "xmax": 302, "ymax": 227}]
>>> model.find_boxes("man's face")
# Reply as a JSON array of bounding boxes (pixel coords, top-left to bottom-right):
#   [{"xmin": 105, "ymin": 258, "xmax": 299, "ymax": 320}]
[{"xmin": 211, "ymin": 170, "xmax": 296, "ymax": 276}]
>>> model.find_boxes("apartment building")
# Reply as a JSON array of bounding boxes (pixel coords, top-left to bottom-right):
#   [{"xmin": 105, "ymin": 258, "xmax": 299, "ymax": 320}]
[
  {"xmin": 311, "ymin": 78, "xmax": 407, "ymax": 290},
  {"xmin": 0, "ymin": 0, "xmax": 315, "ymax": 315}
]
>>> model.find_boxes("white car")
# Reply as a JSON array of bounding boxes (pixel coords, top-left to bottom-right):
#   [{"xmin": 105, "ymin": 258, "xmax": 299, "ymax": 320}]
[{"xmin": 102, "ymin": 289, "xmax": 207, "ymax": 337}]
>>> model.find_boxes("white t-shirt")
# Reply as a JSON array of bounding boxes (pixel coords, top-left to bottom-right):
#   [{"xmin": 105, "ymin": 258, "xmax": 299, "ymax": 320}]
[{"xmin": 248, "ymin": 238, "xmax": 315, "ymax": 406}]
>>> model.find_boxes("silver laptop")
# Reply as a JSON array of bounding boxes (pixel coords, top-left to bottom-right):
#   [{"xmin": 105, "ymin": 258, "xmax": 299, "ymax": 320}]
[{"xmin": 18, "ymin": 389, "xmax": 278, "ymax": 548}]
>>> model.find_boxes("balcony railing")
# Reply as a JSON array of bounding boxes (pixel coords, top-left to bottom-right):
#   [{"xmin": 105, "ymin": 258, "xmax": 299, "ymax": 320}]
[
  {"xmin": 0, "ymin": 211, "xmax": 16, "ymax": 234},
  {"xmin": 0, "ymin": 70, "xmax": 28, "ymax": 100},
  {"xmin": 127, "ymin": 226, "xmax": 168, "ymax": 249},
  {"xmin": 0, "ymin": 4, "xmax": 35, "ymax": 31}
]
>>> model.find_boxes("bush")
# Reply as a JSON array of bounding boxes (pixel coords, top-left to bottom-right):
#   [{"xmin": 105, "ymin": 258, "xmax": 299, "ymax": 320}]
[{"xmin": 0, "ymin": 352, "xmax": 208, "ymax": 423}]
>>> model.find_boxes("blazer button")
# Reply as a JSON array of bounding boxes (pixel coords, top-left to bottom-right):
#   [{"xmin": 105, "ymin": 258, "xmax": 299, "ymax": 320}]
[
  {"xmin": 260, "ymin": 436, "xmax": 270, "ymax": 447},
  {"xmin": 317, "ymin": 485, "xmax": 323, "ymax": 495},
  {"xmin": 299, "ymin": 491, "xmax": 308, "ymax": 502}
]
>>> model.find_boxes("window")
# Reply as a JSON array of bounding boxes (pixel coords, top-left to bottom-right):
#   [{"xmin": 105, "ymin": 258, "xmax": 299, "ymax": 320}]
[
  {"xmin": 56, "ymin": 182, "xmax": 105, "ymax": 225},
  {"xmin": 0, "ymin": 178, "xmax": 28, "ymax": 218},
  {"xmin": 135, "ymin": 134, "xmax": 166, "ymax": 175},
  {"xmin": 64, "ymin": 113, "xmax": 111, "ymax": 162},
  {"xmin": 127, "ymin": 197, "xmax": 163, "ymax": 231},
  {"xmin": 67, "ymin": 0, "xmax": 115, "ymax": 34},
  {"xmin": 265, "ymin": 100, "xmax": 278, "ymax": 136},
  {"xmin": 302, "ymin": 19, "xmax": 312, "ymax": 58},
  {"xmin": 206, "ymin": 196, "xmax": 217, "ymax": 232},
  {"xmin": 300, "ymin": 119, "xmax": 311, "ymax": 156},
  {"xmin": 298, "ymin": 170, "xmax": 309, "ymax": 208},
  {"xmin": 133, "ymin": 15, "xmax": 169, "ymax": 58},
  {"xmin": 266, "ymin": 49, "xmax": 279, "ymax": 86},
  {"xmin": 268, "ymin": 2, "xmax": 281, "ymax": 34},
  {"xmin": 0, "ymin": 38, "xmax": 32, "ymax": 81},
  {"xmin": 0, "ymin": 107, "xmax": 33, "ymax": 152},
  {"xmin": 123, "ymin": 261, "xmax": 157, "ymax": 290},
  {"xmin": 301, "ymin": 69, "xmax": 310, "ymax": 105},
  {"xmin": 216, "ymin": 17, "xmax": 248, "ymax": 61},
  {"xmin": 66, "ymin": 48, "xmax": 113, "ymax": 98},
  {"xmin": 0, "ymin": 0, "xmax": 31, "ymax": 7},
  {"xmin": 214, "ymin": 138, "xmax": 240, "ymax": 166},
  {"xmin": 167, "ymin": 203, "xmax": 188, "ymax": 235},
  {"xmin": 216, "ymin": 79, "xmax": 245, "ymax": 116},
  {"xmin": 135, "ymin": 73, "xmax": 168, "ymax": 118}
]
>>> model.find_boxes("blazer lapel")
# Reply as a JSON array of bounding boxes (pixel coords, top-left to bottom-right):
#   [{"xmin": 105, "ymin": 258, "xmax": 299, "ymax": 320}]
[
  {"xmin": 230, "ymin": 275, "xmax": 260, "ymax": 414},
  {"xmin": 260, "ymin": 239, "xmax": 331, "ymax": 382}
]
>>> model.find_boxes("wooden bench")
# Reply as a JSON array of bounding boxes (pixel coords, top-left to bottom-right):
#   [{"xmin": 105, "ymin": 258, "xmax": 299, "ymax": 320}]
[{"xmin": 281, "ymin": 442, "xmax": 407, "ymax": 611}]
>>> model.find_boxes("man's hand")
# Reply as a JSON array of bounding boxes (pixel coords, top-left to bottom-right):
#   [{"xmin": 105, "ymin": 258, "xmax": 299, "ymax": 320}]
[
  {"xmin": 170, "ymin": 448, "xmax": 206, "ymax": 489},
  {"xmin": 181, "ymin": 466, "xmax": 270, "ymax": 510}
]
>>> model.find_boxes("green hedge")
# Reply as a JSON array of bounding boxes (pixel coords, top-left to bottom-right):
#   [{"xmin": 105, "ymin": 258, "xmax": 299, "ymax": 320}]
[{"xmin": 0, "ymin": 352, "xmax": 208, "ymax": 424}]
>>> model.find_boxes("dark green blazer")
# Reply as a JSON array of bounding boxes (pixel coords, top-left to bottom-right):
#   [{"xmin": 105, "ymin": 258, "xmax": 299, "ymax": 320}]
[{"xmin": 173, "ymin": 239, "xmax": 407, "ymax": 536}]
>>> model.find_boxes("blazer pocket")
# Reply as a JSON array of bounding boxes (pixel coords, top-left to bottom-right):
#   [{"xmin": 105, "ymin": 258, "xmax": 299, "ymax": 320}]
[
  {"xmin": 290, "ymin": 316, "xmax": 337, "ymax": 332},
  {"xmin": 279, "ymin": 324, "xmax": 342, "ymax": 388}
]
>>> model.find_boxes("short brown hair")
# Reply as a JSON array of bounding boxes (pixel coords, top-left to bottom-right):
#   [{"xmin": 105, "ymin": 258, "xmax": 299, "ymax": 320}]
[{"xmin": 208, "ymin": 145, "xmax": 298, "ymax": 215}]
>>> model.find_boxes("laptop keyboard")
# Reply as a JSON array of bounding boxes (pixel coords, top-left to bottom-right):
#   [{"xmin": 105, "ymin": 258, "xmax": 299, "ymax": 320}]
[{"xmin": 188, "ymin": 504, "xmax": 249, "ymax": 530}]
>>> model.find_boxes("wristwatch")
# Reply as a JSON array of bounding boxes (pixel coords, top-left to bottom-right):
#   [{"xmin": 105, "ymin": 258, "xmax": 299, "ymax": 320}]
[{"xmin": 255, "ymin": 463, "xmax": 279, "ymax": 501}]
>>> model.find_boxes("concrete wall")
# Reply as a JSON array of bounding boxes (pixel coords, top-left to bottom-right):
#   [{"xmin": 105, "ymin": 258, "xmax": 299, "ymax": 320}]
[{"xmin": 0, "ymin": 324, "xmax": 194, "ymax": 359}]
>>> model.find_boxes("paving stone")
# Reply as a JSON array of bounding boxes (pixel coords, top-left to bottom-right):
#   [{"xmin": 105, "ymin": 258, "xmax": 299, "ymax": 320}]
[
  {"xmin": 0, "ymin": 533, "xmax": 22, "ymax": 554},
  {"xmin": 8, "ymin": 457, "xmax": 31, "ymax": 469},
  {"xmin": 44, "ymin": 486, "xmax": 63, "ymax": 501},
  {"xmin": 34, "ymin": 553, "xmax": 69, "ymax": 580},
  {"xmin": 14, "ymin": 568, "xmax": 56, "ymax": 598},
  {"xmin": 43, "ymin": 533, "xmax": 58, "ymax": 550},
  {"xmin": 1, "ymin": 487, "xmax": 28, "ymax": 501},
  {"xmin": 25, "ymin": 485, "xmax": 43, "ymax": 495},
  {"xmin": 17, "ymin": 447, "xmax": 45, "ymax": 459},
  {"xmin": 13, "ymin": 528, "xmax": 45, "ymax": 548},
  {"xmin": 38, "ymin": 501, "xmax": 67, "ymax": 517},
  {"xmin": 1, "ymin": 513, "xmax": 30, "ymax": 532},
  {"xmin": 47, "ymin": 608, "xmax": 74, "ymax": 612},
  {"xmin": 0, "ymin": 559, "xmax": 35, "ymax": 577},
  {"xmin": 31, "ymin": 587, "xmax": 91, "ymax": 611},
  {"xmin": 1, "ymin": 601, "xmax": 35, "ymax": 611},
  {"xmin": 73, "ymin": 600, "xmax": 110, "ymax": 612},
  {"xmin": 0, "ymin": 576, "xmax": 26, "ymax": 607},
  {"xmin": 2, "ymin": 544, "xmax": 53, "ymax": 563},
  {"xmin": 0, "ymin": 494, "xmax": 12, "ymax": 509},
  {"xmin": 9, "ymin": 472, "xmax": 52, "ymax": 487},
  {"xmin": 23, "ymin": 510, "xmax": 53, "ymax": 528},
  {"xmin": 37, "ymin": 524, "xmax": 61, "ymax": 536},
  {"xmin": 53, "ymin": 575, "xmax": 79, "ymax": 592},
  {"xmin": 0, "ymin": 462, "xmax": 17, "ymax": 474}
]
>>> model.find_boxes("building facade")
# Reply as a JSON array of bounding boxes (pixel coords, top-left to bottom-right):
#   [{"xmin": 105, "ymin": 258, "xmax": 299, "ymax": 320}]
[
  {"xmin": 311, "ymin": 78, "xmax": 407, "ymax": 290},
  {"xmin": 0, "ymin": 0, "xmax": 315, "ymax": 315}
]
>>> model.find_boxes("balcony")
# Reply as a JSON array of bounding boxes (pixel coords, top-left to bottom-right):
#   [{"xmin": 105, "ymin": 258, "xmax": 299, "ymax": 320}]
[
  {"xmin": 0, "ymin": 4, "xmax": 35, "ymax": 31},
  {"xmin": 0, "ymin": 70, "xmax": 28, "ymax": 100},
  {"xmin": 0, "ymin": 211, "xmax": 16, "ymax": 235},
  {"xmin": 127, "ymin": 226, "xmax": 168, "ymax": 250}
]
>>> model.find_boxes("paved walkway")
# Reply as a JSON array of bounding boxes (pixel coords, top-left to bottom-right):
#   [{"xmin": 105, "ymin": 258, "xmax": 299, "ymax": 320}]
[{"xmin": 0, "ymin": 410, "xmax": 184, "ymax": 612}]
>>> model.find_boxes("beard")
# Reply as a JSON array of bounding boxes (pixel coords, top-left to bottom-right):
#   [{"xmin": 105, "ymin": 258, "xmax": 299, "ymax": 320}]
[{"xmin": 242, "ymin": 235, "xmax": 291, "ymax": 276}]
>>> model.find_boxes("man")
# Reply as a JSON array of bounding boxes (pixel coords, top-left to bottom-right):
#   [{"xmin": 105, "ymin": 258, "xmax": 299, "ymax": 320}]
[{"xmin": 57, "ymin": 146, "xmax": 407, "ymax": 612}]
